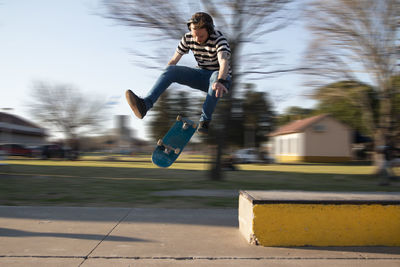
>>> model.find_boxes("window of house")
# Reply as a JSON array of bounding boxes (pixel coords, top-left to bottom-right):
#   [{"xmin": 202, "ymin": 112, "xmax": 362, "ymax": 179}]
[{"xmin": 313, "ymin": 124, "xmax": 326, "ymax": 132}]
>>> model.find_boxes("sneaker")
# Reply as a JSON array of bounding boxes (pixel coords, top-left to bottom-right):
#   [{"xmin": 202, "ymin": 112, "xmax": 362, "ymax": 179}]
[
  {"xmin": 197, "ymin": 121, "xmax": 210, "ymax": 135},
  {"xmin": 125, "ymin": 90, "xmax": 147, "ymax": 119}
]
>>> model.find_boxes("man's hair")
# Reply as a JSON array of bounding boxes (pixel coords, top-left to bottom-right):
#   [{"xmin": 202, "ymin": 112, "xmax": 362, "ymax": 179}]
[{"xmin": 187, "ymin": 12, "xmax": 214, "ymax": 35}]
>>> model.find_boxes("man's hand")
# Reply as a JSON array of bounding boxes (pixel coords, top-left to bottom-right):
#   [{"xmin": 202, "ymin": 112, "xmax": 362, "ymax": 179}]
[{"xmin": 212, "ymin": 82, "xmax": 228, "ymax": 98}]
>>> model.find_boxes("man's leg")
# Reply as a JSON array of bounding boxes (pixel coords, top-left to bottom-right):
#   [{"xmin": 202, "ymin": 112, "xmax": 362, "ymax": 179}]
[
  {"xmin": 144, "ymin": 65, "xmax": 210, "ymax": 110},
  {"xmin": 200, "ymin": 71, "xmax": 231, "ymax": 122}
]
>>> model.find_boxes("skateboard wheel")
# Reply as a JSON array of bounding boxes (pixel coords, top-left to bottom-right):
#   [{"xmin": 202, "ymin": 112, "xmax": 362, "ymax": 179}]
[
  {"xmin": 183, "ymin": 122, "xmax": 189, "ymax": 130},
  {"xmin": 192, "ymin": 123, "xmax": 197, "ymax": 129},
  {"xmin": 176, "ymin": 115, "xmax": 182, "ymax": 121},
  {"xmin": 174, "ymin": 148, "xmax": 181, "ymax": 154},
  {"xmin": 157, "ymin": 139, "xmax": 163, "ymax": 146}
]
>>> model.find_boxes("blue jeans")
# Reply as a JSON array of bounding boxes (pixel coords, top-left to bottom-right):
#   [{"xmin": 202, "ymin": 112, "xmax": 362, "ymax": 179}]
[{"xmin": 143, "ymin": 65, "xmax": 231, "ymax": 122}]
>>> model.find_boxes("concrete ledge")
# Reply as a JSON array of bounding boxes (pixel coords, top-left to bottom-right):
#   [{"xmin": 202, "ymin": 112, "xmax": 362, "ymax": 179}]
[{"xmin": 239, "ymin": 190, "xmax": 400, "ymax": 247}]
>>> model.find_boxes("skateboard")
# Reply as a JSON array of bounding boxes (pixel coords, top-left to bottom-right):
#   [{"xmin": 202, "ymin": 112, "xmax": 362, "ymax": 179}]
[{"xmin": 152, "ymin": 115, "xmax": 197, "ymax": 168}]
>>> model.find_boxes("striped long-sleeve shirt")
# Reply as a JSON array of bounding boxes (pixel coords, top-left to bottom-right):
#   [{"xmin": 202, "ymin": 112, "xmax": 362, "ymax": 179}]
[{"xmin": 177, "ymin": 29, "xmax": 232, "ymax": 75}]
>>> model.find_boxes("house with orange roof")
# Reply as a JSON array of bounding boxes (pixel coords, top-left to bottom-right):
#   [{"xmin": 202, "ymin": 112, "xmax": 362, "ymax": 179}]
[{"xmin": 269, "ymin": 114, "xmax": 352, "ymax": 163}]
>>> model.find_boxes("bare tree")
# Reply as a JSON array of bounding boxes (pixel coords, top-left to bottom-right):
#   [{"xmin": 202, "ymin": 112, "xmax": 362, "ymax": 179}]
[
  {"xmin": 29, "ymin": 81, "xmax": 108, "ymax": 142},
  {"xmin": 102, "ymin": 0, "xmax": 294, "ymax": 179},
  {"xmin": 303, "ymin": 0, "xmax": 399, "ymax": 177}
]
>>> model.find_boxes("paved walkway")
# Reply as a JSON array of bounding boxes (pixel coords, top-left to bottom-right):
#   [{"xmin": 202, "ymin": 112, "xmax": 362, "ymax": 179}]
[{"xmin": 0, "ymin": 206, "xmax": 399, "ymax": 266}]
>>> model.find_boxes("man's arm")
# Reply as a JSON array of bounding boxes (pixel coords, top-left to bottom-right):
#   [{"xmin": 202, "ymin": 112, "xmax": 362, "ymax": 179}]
[
  {"xmin": 212, "ymin": 51, "xmax": 231, "ymax": 97},
  {"xmin": 168, "ymin": 51, "xmax": 183, "ymax": 66},
  {"xmin": 217, "ymin": 51, "xmax": 230, "ymax": 80}
]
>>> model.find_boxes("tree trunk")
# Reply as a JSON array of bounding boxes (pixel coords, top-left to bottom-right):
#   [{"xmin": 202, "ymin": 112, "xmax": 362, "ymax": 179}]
[
  {"xmin": 209, "ymin": 41, "xmax": 238, "ymax": 181},
  {"xmin": 210, "ymin": 128, "xmax": 224, "ymax": 181},
  {"xmin": 210, "ymin": 93, "xmax": 233, "ymax": 180},
  {"xmin": 373, "ymin": 129, "xmax": 385, "ymax": 174},
  {"xmin": 373, "ymin": 91, "xmax": 395, "ymax": 184}
]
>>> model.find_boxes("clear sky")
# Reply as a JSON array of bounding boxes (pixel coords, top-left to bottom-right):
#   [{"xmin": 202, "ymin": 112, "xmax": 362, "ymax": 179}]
[{"xmin": 0, "ymin": 0, "xmax": 315, "ymax": 140}]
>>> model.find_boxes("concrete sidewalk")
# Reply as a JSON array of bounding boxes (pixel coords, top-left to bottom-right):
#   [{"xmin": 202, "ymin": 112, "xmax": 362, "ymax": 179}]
[{"xmin": 0, "ymin": 206, "xmax": 399, "ymax": 266}]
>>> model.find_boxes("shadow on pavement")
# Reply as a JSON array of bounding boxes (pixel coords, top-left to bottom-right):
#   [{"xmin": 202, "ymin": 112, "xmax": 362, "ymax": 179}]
[
  {"xmin": 0, "ymin": 206, "xmax": 238, "ymax": 227},
  {"xmin": 0, "ymin": 227, "xmax": 151, "ymax": 242}
]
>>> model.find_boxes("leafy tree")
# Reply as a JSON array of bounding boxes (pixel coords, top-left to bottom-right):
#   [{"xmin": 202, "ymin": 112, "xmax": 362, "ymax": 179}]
[
  {"xmin": 392, "ymin": 76, "xmax": 400, "ymax": 143},
  {"xmin": 205, "ymin": 86, "xmax": 275, "ymax": 148},
  {"xmin": 276, "ymin": 106, "xmax": 314, "ymax": 126},
  {"xmin": 303, "ymin": 0, "xmax": 399, "ymax": 175},
  {"xmin": 170, "ymin": 90, "xmax": 197, "ymax": 120},
  {"xmin": 148, "ymin": 89, "xmax": 198, "ymax": 141},
  {"xmin": 242, "ymin": 90, "xmax": 275, "ymax": 147},
  {"xmin": 227, "ymin": 97, "xmax": 246, "ymax": 147},
  {"xmin": 148, "ymin": 91, "xmax": 173, "ymax": 141},
  {"xmin": 313, "ymin": 80, "xmax": 378, "ymax": 136}
]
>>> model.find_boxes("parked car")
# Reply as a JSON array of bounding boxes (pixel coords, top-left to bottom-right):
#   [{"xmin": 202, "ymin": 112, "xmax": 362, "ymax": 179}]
[
  {"xmin": 40, "ymin": 144, "xmax": 79, "ymax": 160},
  {"xmin": 40, "ymin": 144, "xmax": 65, "ymax": 159},
  {"xmin": 0, "ymin": 144, "xmax": 32, "ymax": 157},
  {"xmin": 27, "ymin": 145, "xmax": 43, "ymax": 158},
  {"xmin": 233, "ymin": 148, "xmax": 262, "ymax": 164},
  {"xmin": 233, "ymin": 148, "xmax": 275, "ymax": 164}
]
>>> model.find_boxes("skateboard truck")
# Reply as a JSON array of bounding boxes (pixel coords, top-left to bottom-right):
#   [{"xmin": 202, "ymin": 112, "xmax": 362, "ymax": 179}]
[
  {"xmin": 177, "ymin": 115, "xmax": 197, "ymax": 130},
  {"xmin": 157, "ymin": 139, "xmax": 180, "ymax": 155}
]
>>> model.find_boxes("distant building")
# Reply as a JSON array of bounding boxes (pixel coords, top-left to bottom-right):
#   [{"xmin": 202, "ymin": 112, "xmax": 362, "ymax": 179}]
[
  {"xmin": 113, "ymin": 115, "xmax": 134, "ymax": 149},
  {"xmin": 78, "ymin": 115, "xmax": 148, "ymax": 153},
  {"xmin": 269, "ymin": 114, "xmax": 352, "ymax": 163},
  {"xmin": 0, "ymin": 112, "xmax": 47, "ymax": 145},
  {"xmin": 112, "ymin": 115, "xmax": 150, "ymax": 153}
]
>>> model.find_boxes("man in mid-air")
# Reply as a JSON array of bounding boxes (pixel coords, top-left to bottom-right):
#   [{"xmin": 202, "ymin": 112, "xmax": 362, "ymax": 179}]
[{"xmin": 126, "ymin": 12, "xmax": 232, "ymax": 135}]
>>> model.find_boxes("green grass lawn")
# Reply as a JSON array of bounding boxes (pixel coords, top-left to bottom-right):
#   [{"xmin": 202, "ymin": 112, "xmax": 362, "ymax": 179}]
[{"xmin": 0, "ymin": 157, "xmax": 399, "ymax": 208}]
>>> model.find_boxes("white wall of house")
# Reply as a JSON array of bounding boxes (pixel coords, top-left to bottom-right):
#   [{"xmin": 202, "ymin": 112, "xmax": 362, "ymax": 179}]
[
  {"xmin": 273, "ymin": 133, "xmax": 305, "ymax": 157},
  {"xmin": 0, "ymin": 122, "xmax": 47, "ymax": 145},
  {"xmin": 0, "ymin": 132, "xmax": 46, "ymax": 145}
]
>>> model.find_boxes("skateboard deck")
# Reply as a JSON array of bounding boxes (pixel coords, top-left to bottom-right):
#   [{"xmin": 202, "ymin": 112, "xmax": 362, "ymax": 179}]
[{"xmin": 152, "ymin": 115, "xmax": 197, "ymax": 168}]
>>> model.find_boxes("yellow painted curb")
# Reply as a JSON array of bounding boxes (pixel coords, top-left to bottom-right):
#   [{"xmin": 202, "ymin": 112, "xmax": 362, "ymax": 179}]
[{"xmin": 239, "ymin": 191, "xmax": 400, "ymax": 246}]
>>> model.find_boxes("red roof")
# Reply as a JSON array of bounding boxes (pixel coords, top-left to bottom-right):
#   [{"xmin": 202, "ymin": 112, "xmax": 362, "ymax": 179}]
[{"xmin": 270, "ymin": 114, "xmax": 329, "ymax": 137}]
